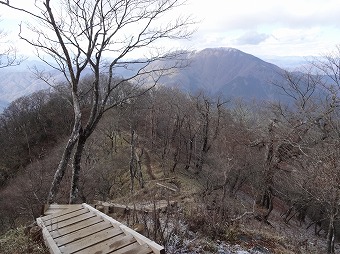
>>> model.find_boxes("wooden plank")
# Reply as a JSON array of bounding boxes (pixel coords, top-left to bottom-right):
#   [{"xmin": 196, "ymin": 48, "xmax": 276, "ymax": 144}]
[
  {"xmin": 45, "ymin": 209, "xmax": 67, "ymax": 215},
  {"xmin": 59, "ymin": 227, "xmax": 123, "ymax": 253},
  {"xmin": 43, "ymin": 205, "xmax": 85, "ymax": 220},
  {"xmin": 43, "ymin": 208, "xmax": 90, "ymax": 226},
  {"xmin": 48, "ymin": 204, "xmax": 83, "ymax": 209},
  {"xmin": 156, "ymin": 183, "xmax": 177, "ymax": 192},
  {"xmin": 39, "ymin": 203, "xmax": 164, "ymax": 254},
  {"xmin": 55, "ymin": 221, "xmax": 113, "ymax": 246},
  {"xmin": 83, "ymin": 203, "xmax": 165, "ymax": 254},
  {"xmin": 75, "ymin": 233, "xmax": 136, "ymax": 254},
  {"xmin": 50, "ymin": 216, "xmax": 104, "ymax": 239},
  {"xmin": 118, "ymin": 224, "xmax": 165, "ymax": 254},
  {"xmin": 45, "ymin": 212, "xmax": 97, "ymax": 231},
  {"xmin": 37, "ymin": 217, "xmax": 61, "ymax": 254},
  {"xmin": 44, "ymin": 207, "xmax": 81, "ymax": 214},
  {"xmin": 44, "ymin": 204, "xmax": 83, "ymax": 214},
  {"xmin": 112, "ymin": 242, "xmax": 153, "ymax": 254}
]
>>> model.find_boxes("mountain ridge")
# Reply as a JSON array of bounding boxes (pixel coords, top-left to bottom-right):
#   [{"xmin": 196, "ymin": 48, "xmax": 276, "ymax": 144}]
[
  {"xmin": 0, "ymin": 48, "xmax": 295, "ymax": 111},
  {"xmin": 158, "ymin": 47, "xmax": 284, "ymax": 100}
]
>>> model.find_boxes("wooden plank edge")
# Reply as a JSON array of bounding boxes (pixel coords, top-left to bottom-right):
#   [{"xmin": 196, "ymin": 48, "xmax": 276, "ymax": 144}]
[
  {"xmin": 156, "ymin": 183, "xmax": 178, "ymax": 192},
  {"xmin": 41, "ymin": 204, "xmax": 49, "ymax": 216},
  {"xmin": 41, "ymin": 206, "xmax": 86, "ymax": 221},
  {"xmin": 82, "ymin": 203, "xmax": 165, "ymax": 254},
  {"xmin": 118, "ymin": 224, "xmax": 165, "ymax": 254},
  {"xmin": 48, "ymin": 204, "xmax": 83, "ymax": 208},
  {"xmin": 36, "ymin": 217, "xmax": 61, "ymax": 254}
]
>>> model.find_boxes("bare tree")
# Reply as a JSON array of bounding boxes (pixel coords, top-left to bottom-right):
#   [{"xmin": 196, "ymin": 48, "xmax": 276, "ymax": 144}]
[
  {"xmin": 269, "ymin": 48, "xmax": 340, "ymax": 253},
  {"xmin": 0, "ymin": 0, "xmax": 194, "ymax": 203},
  {"xmin": 0, "ymin": 19, "xmax": 23, "ymax": 68},
  {"xmin": 194, "ymin": 94, "xmax": 225, "ymax": 173}
]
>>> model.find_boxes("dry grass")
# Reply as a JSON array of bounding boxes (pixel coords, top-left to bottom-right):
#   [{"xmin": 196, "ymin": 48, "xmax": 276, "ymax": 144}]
[{"xmin": 0, "ymin": 226, "xmax": 48, "ymax": 254}]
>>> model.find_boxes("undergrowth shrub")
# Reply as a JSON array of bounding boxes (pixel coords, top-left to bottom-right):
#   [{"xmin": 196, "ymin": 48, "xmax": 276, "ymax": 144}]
[
  {"xmin": 0, "ymin": 226, "xmax": 48, "ymax": 254},
  {"xmin": 185, "ymin": 199, "xmax": 230, "ymax": 240}
]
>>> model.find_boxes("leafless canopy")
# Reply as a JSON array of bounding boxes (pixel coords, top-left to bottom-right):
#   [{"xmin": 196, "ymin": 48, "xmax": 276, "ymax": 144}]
[
  {"xmin": 0, "ymin": 0, "xmax": 195, "ymax": 203},
  {"xmin": 2, "ymin": 0, "xmax": 193, "ymax": 78},
  {"xmin": 0, "ymin": 21, "xmax": 23, "ymax": 68}
]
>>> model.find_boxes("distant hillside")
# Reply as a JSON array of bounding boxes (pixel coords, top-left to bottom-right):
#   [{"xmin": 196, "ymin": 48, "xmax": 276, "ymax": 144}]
[
  {"xmin": 159, "ymin": 47, "xmax": 286, "ymax": 101},
  {"xmin": 0, "ymin": 48, "xmax": 297, "ymax": 111},
  {"xmin": 0, "ymin": 70, "xmax": 47, "ymax": 110},
  {"xmin": 0, "ymin": 60, "xmax": 62, "ymax": 111},
  {"xmin": 262, "ymin": 55, "xmax": 310, "ymax": 69}
]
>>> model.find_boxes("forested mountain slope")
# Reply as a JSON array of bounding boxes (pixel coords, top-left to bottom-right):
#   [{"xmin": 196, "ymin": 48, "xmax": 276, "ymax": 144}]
[
  {"xmin": 1, "ymin": 48, "xmax": 340, "ymax": 253},
  {"xmin": 0, "ymin": 79, "xmax": 339, "ymax": 253}
]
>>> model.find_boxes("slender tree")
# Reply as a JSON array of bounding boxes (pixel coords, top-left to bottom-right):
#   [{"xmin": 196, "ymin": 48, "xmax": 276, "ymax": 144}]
[
  {"xmin": 0, "ymin": 0, "xmax": 194, "ymax": 203},
  {"xmin": 194, "ymin": 94, "xmax": 225, "ymax": 173}
]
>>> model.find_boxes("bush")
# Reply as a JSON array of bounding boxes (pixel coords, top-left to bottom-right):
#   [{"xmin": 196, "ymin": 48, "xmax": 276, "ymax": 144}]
[
  {"xmin": 0, "ymin": 227, "xmax": 48, "ymax": 254},
  {"xmin": 185, "ymin": 201, "xmax": 229, "ymax": 240}
]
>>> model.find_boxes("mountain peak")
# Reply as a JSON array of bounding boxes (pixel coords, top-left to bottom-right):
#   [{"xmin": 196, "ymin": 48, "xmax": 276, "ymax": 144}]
[
  {"xmin": 194, "ymin": 47, "xmax": 242, "ymax": 56},
  {"xmin": 160, "ymin": 47, "xmax": 284, "ymax": 100}
]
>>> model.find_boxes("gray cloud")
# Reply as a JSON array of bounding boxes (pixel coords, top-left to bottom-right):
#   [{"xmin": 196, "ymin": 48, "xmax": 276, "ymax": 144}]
[{"xmin": 234, "ymin": 31, "xmax": 270, "ymax": 45}]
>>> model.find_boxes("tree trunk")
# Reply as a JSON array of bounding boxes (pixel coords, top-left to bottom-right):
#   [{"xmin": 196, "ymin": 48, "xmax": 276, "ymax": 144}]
[
  {"xmin": 47, "ymin": 83, "xmax": 82, "ymax": 204},
  {"xmin": 47, "ymin": 129, "xmax": 79, "ymax": 203},
  {"xmin": 327, "ymin": 212, "xmax": 336, "ymax": 254},
  {"xmin": 263, "ymin": 187, "xmax": 274, "ymax": 220},
  {"xmin": 69, "ymin": 132, "xmax": 86, "ymax": 204},
  {"xmin": 129, "ymin": 129, "xmax": 136, "ymax": 192},
  {"xmin": 195, "ymin": 113, "xmax": 209, "ymax": 173},
  {"xmin": 185, "ymin": 137, "xmax": 194, "ymax": 170},
  {"xmin": 136, "ymin": 151, "xmax": 144, "ymax": 188},
  {"xmin": 256, "ymin": 121, "xmax": 276, "ymax": 221}
]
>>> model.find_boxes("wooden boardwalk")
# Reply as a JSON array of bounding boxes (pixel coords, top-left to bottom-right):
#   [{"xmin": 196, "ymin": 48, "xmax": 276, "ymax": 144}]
[{"xmin": 37, "ymin": 203, "xmax": 165, "ymax": 254}]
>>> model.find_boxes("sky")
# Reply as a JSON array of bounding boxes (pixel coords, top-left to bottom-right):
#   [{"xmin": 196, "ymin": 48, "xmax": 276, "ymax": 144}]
[
  {"xmin": 0, "ymin": 0, "xmax": 340, "ymax": 59},
  {"xmin": 183, "ymin": 0, "xmax": 340, "ymax": 57}
]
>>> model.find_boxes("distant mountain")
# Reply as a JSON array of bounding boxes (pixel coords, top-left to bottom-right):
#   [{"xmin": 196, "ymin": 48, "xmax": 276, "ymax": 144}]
[
  {"xmin": 0, "ymin": 48, "xmax": 299, "ymax": 111},
  {"xmin": 0, "ymin": 69, "xmax": 48, "ymax": 111},
  {"xmin": 0, "ymin": 60, "xmax": 81, "ymax": 111},
  {"xmin": 262, "ymin": 55, "xmax": 311, "ymax": 69},
  {"xmin": 158, "ymin": 47, "xmax": 286, "ymax": 101}
]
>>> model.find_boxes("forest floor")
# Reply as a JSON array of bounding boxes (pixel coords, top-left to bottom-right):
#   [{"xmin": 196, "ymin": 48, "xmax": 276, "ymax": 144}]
[
  {"xmin": 1, "ymin": 163, "xmax": 339, "ymax": 254},
  {"xmin": 107, "ymin": 165, "xmax": 339, "ymax": 254}
]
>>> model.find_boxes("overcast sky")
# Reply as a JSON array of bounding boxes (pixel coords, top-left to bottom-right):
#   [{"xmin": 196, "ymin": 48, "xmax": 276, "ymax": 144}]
[
  {"xmin": 1, "ymin": 0, "xmax": 340, "ymax": 58},
  {"xmin": 184, "ymin": 0, "xmax": 340, "ymax": 57}
]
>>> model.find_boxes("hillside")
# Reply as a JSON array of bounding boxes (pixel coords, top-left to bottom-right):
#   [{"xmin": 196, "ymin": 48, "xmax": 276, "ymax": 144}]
[
  {"xmin": 0, "ymin": 70, "xmax": 47, "ymax": 110},
  {"xmin": 1, "ymin": 48, "xmax": 339, "ymax": 253},
  {"xmin": 0, "ymin": 48, "xmax": 293, "ymax": 111},
  {"xmin": 0, "ymin": 61, "xmax": 62, "ymax": 111},
  {"xmin": 158, "ymin": 48, "xmax": 285, "ymax": 101},
  {"xmin": 1, "ymin": 77, "xmax": 339, "ymax": 253}
]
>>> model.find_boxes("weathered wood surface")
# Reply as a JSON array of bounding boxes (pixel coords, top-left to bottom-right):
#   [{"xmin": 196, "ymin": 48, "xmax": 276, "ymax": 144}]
[{"xmin": 37, "ymin": 203, "xmax": 164, "ymax": 254}]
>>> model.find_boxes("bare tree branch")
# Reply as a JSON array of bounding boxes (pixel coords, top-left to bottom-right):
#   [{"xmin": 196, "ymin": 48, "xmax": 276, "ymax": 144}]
[{"xmin": 0, "ymin": 0, "xmax": 195, "ymax": 203}]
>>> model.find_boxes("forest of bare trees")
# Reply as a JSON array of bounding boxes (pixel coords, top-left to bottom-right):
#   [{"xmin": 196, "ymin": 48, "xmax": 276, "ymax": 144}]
[
  {"xmin": 1, "ymin": 0, "xmax": 340, "ymax": 253},
  {"xmin": 1, "ymin": 54, "xmax": 340, "ymax": 252},
  {"xmin": 0, "ymin": 0, "xmax": 194, "ymax": 204}
]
